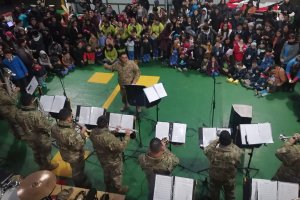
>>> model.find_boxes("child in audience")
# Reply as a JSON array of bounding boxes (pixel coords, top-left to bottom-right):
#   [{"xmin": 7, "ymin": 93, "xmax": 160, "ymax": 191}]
[
  {"xmin": 141, "ymin": 35, "xmax": 151, "ymax": 63},
  {"xmin": 83, "ymin": 45, "xmax": 96, "ymax": 65},
  {"xmin": 103, "ymin": 44, "xmax": 118, "ymax": 64},
  {"xmin": 62, "ymin": 51, "xmax": 75, "ymax": 71}
]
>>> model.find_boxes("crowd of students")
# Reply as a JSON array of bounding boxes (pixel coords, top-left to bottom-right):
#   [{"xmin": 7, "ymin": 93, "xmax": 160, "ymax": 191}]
[{"xmin": 0, "ymin": 0, "xmax": 300, "ymax": 96}]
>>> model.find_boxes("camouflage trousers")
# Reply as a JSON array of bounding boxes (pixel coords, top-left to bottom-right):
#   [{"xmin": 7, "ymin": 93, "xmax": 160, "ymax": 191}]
[
  {"xmin": 27, "ymin": 136, "xmax": 52, "ymax": 169},
  {"xmin": 0, "ymin": 108, "xmax": 25, "ymax": 139},
  {"xmin": 102, "ymin": 161, "xmax": 123, "ymax": 193},
  {"xmin": 120, "ymin": 86, "xmax": 128, "ymax": 104},
  {"xmin": 69, "ymin": 158, "xmax": 90, "ymax": 188},
  {"xmin": 210, "ymin": 178, "xmax": 235, "ymax": 200}
]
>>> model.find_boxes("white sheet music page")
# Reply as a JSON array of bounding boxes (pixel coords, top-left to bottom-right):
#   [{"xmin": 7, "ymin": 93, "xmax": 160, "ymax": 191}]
[
  {"xmin": 109, "ymin": 113, "xmax": 122, "ymax": 132},
  {"xmin": 202, "ymin": 128, "xmax": 217, "ymax": 148},
  {"xmin": 154, "ymin": 83, "xmax": 167, "ymax": 98},
  {"xmin": 26, "ymin": 76, "xmax": 39, "ymax": 95},
  {"xmin": 89, "ymin": 107, "xmax": 105, "ymax": 125},
  {"xmin": 250, "ymin": 179, "xmax": 259, "ymax": 200},
  {"xmin": 39, "ymin": 95, "xmax": 54, "ymax": 112},
  {"xmin": 120, "ymin": 114, "xmax": 134, "ymax": 133},
  {"xmin": 240, "ymin": 124, "xmax": 260, "ymax": 145},
  {"xmin": 153, "ymin": 175, "xmax": 173, "ymax": 200},
  {"xmin": 143, "ymin": 86, "xmax": 160, "ymax": 103},
  {"xmin": 155, "ymin": 122, "xmax": 170, "ymax": 140},
  {"xmin": 171, "ymin": 123, "xmax": 187, "ymax": 143},
  {"xmin": 257, "ymin": 123, "xmax": 273, "ymax": 144},
  {"xmin": 78, "ymin": 106, "xmax": 91, "ymax": 125},
  {"xmin": 173, "ymin": 176, "xmax": 194, "ymax": 200},
  {"xmin": 257, "ymin": 179, "xmax": 277, "ymax": 200},
  {"xmin": 277, "ymin": 181, "xmax": 299, "ymax": 200},
  {"xmin": 51, "ymin": 96, "xmax": 66, "ymax": 113}
]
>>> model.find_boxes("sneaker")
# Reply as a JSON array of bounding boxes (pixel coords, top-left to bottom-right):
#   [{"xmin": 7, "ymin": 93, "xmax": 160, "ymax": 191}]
[
  {"xmin": 227, "ymin": 78, "xmax": 234, "ymax": 83},
  {"xmin": 183, "ymin": 68, "xmax": 188, "ymax": 71},
  {"xmin": 233, "ymin": 80, "xmax": 239, "ymax": 84},
  {"xmin": 178, "ymin": 68, "xmax": 183, "ymax": 72}
]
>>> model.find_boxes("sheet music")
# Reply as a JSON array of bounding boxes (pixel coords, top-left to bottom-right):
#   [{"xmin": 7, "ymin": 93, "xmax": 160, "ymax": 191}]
[
  {"xmin": 39, "ymin": 95, "xmax": 54, "ymax": 112},
  {"xmin": 153, "ymin": 175, "xmax": 173, "ymax": 200},
  {"xmin": 119, "ymin": 114, "xmax": 134, "ymax": 133},
  {"xmin": 172, "ymin": 123, "xmax": 187, "ymax": 143},
  {"xmin": 251, "ymin": 179, "xmax": 258, "ymax": 200},
  {"xmin": 109, "ymin": 113, "xmax": 122, "ymax": 132},
  {"xmin": 173, "ymin": 176, "xmax": 194, "ymax": 200},
  {"xmin": 154, "ymin": 83, "xmax": 167, "ymax": 98},
  {"xmin": 202, "ymin": 128, "xmax": 217, "ymax": 148},
  {"xmin": 277, "ymin": 181, "xmax": 299, "ymax": 200},
  {"xmin": 51, "ymin": 96, "xmax": 66, "ymax": 113},
  {"xmin": 257, "ymin": 123, "xmax": 273, "ymax": 144},
  {"xmin": 144, "ymin": 87, "xmax": 160, "ymax": 103},
  {"xmin": 78, "ymin": 106, "xmax": 91, "ymax": 125},
  {"xmin": 26, "ymin": 76, "xmax": 39, "ymax": 95},
  {"xmin": 155, "ymin": 122, "xmax": 170, "ymax": 140},
  {"xmin": 240, "ymin": 124, "xmax": 260, "ymax": 145},
  {"xmin": 257, "ymin": 179, "xmax": 277, "ymax": 200},
  {"xmin": 89, "ymin": 107, "xmax": 105, "ymax": 125}
]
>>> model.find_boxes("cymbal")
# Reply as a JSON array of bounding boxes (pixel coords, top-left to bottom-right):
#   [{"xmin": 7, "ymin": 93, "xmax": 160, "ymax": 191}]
[{"xmin": 17, "ymin": 170, "xmax": 56, "ymax": 200}]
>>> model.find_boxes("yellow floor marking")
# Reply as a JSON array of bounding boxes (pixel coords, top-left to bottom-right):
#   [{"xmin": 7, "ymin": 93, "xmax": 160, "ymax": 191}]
[
  {"xmin": 51, "ymin": 151, "xmax": 90, "ymax": 178},
  {"xmin": 102, "ymin": 75, "xmax": 160, "ymax": 109},
  {"xmin": 88, "ymin": 72, "xmax": 114, "ymax": 84}
]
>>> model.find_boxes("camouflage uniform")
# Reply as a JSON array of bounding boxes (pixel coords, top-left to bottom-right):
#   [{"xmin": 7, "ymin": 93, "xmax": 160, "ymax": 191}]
[
  {"xmin": 51, "ymin": 121, "xmax": 90, "ymax": 188},
  {"xmin": 15, "ymin": 104, "xmax": 53, "ymax": 169},
  {"xmin": 89, "ymin": 127, "xmax": 130, "ymax": 193},
  {"xmin": 272, "ymin": 141, "xmax": 300, "ymax": 184},
  {"xmin": 204, "ymin": 139, "xmax": 243, "ymax": 200},
  {"xmin": 110, "ymin": 60, "xmax": 141, "ymax": 104},
  {"xmin": 0, "ymin": 87, "xmax": 24, "ymax": 139},
  {"xmin": 138, "ymin": 148, "xmax": 179, "ymax": 199}
]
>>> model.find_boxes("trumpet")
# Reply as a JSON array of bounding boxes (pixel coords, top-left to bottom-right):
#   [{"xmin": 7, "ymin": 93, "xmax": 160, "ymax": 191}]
[{"xmin": 279, "ymin": 134, "xmax": 300, "ymax": 143}]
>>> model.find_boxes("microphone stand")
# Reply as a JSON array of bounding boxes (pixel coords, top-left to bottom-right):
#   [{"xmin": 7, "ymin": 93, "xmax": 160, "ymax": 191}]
[{"xmin": 211, "ymin": 75, "xmax": 216, "ymax": 127}]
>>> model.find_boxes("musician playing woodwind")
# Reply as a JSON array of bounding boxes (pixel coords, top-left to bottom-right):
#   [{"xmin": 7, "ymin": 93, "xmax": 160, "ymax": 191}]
[
  {"xmin": 272, "ymin": 133, "xmax": 300, "ymax": 184},
  {"xmin": 51, "ymin": 108, "xmax": 91, "ymax": 188},
  {"xmin": 89, "ymin": 115, "xmax": 131, "ymax": 194}
]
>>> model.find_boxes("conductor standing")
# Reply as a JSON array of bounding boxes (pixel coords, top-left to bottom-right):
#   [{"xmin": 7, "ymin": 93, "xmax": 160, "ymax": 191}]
[{"xmin": 104, "ymin": 52, "xmax": 141, "ymax": 112}]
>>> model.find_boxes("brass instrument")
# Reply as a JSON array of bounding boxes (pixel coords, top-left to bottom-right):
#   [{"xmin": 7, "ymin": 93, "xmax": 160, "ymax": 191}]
[
  {"xmin": 2, "ymin": 68, "xmax": 17, "ymax": 97},
  {"xmin": 279, "ymin": 134, "xmax": 300, "ymax": 143}
]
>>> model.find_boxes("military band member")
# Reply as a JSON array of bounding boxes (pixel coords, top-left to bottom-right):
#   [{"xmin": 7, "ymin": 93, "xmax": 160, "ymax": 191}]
[
  {"xmin": 16, "ymin": 93, "xmax": 58, "ymax": 170},
  {"xmin": 0, "ymin": 77, "xmax": 24, "ymax": 139},
  {"xmin": 51, "ymin": 108, "xmax": 91, "ymax": 188},
  {"xmin": 272, "ymin": 133, "xmax": 300, "ymax": 184},
  {"xmin": 89, "ymin": 115, "xmax": 131, "ymax": 194},
  {"xmin": 104, "ymin": 52, "xmax": 141, "ymax": 112},
  {"xmin": 138, "ymin": 137, "xmax": 179, "ymax": 199},
  {"xmin": 204, "ymin": 130, "xmax": 243, "ymax": 200}
]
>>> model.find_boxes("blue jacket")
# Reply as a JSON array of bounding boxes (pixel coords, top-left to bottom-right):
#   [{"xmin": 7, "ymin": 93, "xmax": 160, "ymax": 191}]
[
  {"xmin": 259, "ymin": 56, "xmax": 274, "ymax": 71},
  {"xmin": 3, "ymin": 56, "xmax": 28, "ymax": 80},
  {"xmin": 286, "ymin": 57, "xmax": 300, "ymax": 80}
]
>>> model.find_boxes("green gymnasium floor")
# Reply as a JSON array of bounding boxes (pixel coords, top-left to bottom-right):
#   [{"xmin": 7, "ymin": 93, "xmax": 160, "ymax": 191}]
[{"xmin": 1, "ymin": 61, "xmax": 300, "ymax": 200}]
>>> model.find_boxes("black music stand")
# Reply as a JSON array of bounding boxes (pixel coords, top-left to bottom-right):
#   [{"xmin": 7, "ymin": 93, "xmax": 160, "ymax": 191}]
[{"xmin": 124, "ymin": 85, "xmax": 147, "ymax": 147}]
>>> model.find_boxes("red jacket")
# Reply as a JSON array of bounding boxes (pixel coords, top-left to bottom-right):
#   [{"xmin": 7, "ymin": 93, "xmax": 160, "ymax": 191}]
[{"xmin": 233, "ymin": 43, "xmax": 246, "ymax": 62}]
